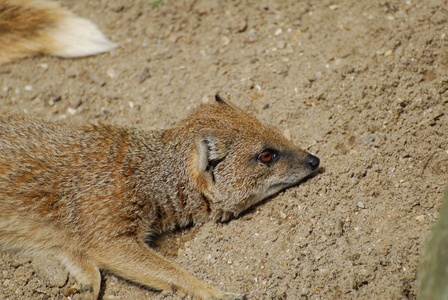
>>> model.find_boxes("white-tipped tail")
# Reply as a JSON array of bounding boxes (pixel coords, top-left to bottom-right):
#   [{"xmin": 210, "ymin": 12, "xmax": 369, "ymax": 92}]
[
  {"xmin": 49, "ymin": 13, "xmax": 117, "ymax": 58},
  {"xmin": 0, "ymin": 0, "xmax": 116, "ymax": 65}
]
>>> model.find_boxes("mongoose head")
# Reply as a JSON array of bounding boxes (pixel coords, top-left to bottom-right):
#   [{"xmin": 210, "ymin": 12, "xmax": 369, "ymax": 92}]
[{"xmin": 183, "ymin": 95, "xmax": 320, "ymax": 222}]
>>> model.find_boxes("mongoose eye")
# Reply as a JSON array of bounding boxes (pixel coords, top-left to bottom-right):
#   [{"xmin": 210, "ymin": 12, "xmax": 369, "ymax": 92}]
[
  {"xmin": 257, "ymin": 149, "xmax": 279, "ymax": 164},
  {"xmin": 258, "ymin": 151, "xmax": 272, "ymax": 162}
]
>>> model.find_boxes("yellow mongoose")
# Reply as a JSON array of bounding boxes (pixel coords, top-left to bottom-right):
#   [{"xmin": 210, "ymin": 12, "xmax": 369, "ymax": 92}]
[
  {"xmin": 0, "ymin": 95, "xmax": 320, "ymax": 300},
  {"xmin": 0, "ymin": 0, "xmax": 115, "ymax": 65}
]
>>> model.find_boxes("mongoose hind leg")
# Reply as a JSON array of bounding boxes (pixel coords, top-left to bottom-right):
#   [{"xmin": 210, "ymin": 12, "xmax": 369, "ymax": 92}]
[
  {"xmin": 57, "ymin": 251, "xmax": 101, "ymax": 300},
  {"xmin": 92, "ymin": 238, "xmax": 244, "ymax": 300}
]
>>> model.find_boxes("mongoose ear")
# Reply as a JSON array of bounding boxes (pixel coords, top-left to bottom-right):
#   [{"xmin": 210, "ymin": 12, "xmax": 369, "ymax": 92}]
[
  {"xmin": 215, "ymin": 94, "xmax": 243, "ymax": 112},
  {"xmin": 196, "ymin": 132, "xmax": 229, "ymax": 182}
]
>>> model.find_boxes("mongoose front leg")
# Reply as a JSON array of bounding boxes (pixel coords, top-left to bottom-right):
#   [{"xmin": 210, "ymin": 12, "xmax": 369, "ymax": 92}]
[{"xmin": 92, "ymin": 238, "xmax": 245, "ymax": 300}]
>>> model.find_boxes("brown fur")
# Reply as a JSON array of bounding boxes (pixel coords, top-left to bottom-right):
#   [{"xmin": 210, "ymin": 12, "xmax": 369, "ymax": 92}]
[
  {"xmin": 0, "ymin": 96, "xmax": 319, "ymax": 299},
  {"xmin": 0, "ymin": 0, "xmax": 115, "ymax": 65}
]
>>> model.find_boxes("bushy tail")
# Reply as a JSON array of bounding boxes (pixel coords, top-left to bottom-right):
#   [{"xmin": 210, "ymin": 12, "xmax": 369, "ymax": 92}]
[{"xmin": 0, "ymin": 0, "xmax": 116, "ymax": 65}]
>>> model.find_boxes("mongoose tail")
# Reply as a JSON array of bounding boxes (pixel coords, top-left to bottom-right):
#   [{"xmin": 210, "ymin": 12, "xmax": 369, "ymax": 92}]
[{"xmin": 0, "ymin": 0, "xmax": 116, "ymax": 65}]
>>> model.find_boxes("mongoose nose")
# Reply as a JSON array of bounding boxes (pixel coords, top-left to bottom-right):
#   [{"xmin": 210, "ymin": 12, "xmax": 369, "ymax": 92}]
[{"xmin": 306, "ymin": 154, "xmax": 320, "ymax": 170}]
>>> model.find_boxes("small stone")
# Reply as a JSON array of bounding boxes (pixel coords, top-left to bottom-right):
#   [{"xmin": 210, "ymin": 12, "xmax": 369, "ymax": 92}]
[
  {"xmin": 138, "ymin": 67, "xmax": 150, "ymax": 83},
  {"xmin": 236, "ymin": 19, "xmax": 248, "ymax": 32},
  {"xmin": 275, "ymin": 28, "xmax": 283, "ymax": 36},
  {"xmin": 280, "ymin": 67, "xmax": 289, "ymax": 77},
  {"xmin": 250, "ymin": 58, "xmax": 259, "ymax": 64},
  {"xmin": 276, "ymin": 41, "xmax": 286, "ymax": 49},
  {"xmin": 356, "ymin": 201, "xmax": 365, "ymax": 209},
  {"xmin": 106, "ymin": 68, "xmax": 117, "ymax": 80},
  {"xmin": 384, "ymin": 49, "xmax": 394, "ymax": 57},
  {"xmin": 24, "ymin": 85, "xmax": 33, "ymax": 91},
  {"xmin": 101, "ymin": 108, "xmax": 111, "ymax": 117},
  {"xmin": 415, "ymin": 215, "xmax": 425, "ymax": 223},
  {"xmin": 168, "ymin": 35, "xmax": 178, "ymax": 43},
  {"xmin": 247, "ymin": 29, "xmax": 258, "ymax": 43},
  {"xmin": 220, "ymin": 35, "xmax": 231, "ymax": 46},
  {"xmin": 363, "ymin": 134, "xmax": 375, "ymax": 144},
  {"xmin": 128, "ymin": 101, "xmax": 135, "ymax": 108},
  {"xmin": 67, "ymin": 107, "xmax": 77, "ymax": 115},
  {"xmin": 279, "ymin": 211, "xmax": 287, "ymax": 219}
]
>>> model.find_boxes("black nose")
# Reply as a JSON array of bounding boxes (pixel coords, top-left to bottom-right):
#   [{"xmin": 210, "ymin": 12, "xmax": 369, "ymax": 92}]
[{"xmin": 306, "ymin": 154, "xmax": 320, "ymax": 170}]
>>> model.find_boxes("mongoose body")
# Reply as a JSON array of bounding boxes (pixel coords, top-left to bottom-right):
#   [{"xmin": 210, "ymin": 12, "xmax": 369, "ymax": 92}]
[
  {"xmin": 0, "ymin": 96, "xmax": 319, "ymax": 299},
  {"xmin": 0, "ymin": 0, "xmax": 115, "ymax": 65}
]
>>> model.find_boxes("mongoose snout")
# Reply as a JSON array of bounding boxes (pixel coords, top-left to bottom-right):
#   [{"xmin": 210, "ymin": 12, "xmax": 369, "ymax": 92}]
[
  {"xmin": 0, "ymin": 95, "xmax": 319, "ymax": 300},
  {"xmin": 306, "ymin": 154, "xmax": 320, "ymax": 171}
]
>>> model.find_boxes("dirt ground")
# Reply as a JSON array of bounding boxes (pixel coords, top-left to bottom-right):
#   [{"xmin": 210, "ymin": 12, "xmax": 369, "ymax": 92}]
[{"xmin": 1, "ymin": 0, "xmax": 447, "ymax": 299}]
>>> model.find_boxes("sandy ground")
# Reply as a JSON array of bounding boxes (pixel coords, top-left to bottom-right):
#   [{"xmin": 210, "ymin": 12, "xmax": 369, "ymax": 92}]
[{"xmin": 1, "ymin": 0, "xmax": 448, "ymax": 299}]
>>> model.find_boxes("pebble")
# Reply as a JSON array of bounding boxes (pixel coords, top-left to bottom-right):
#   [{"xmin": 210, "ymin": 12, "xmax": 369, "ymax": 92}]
[
  {"xmin": 415, "ymin": 215, "xmax": 425, "ymax": 223},
  {"xmin": 138, "ymin": 67, "xmax": 150, "ymax": 83},
  {"xmin": 250, "ymin": 58, "xmax": 259, "ymax": 64},
  {"xmin": 107, "ymin": 67, "xmax": 117, "ymax": 80},
  {"xmin": 276, "ymin": 41, "xmax": 287, "ymax": 49},
  {"xmin": 168, "ymin": 35, "xmax": 178, "ymax": 43},
  {"xmin": 356, "ymin": 201, "xmax": 365, "ymax": 209},
  {"xmin": 275, "ymin": 28, "xmax": 283, "ymax": 36},
  {"xmin": 384, "ymin": 49, "xmax": 394, "ymax": 56},
  {"xmin": 220, "ymin": 35, "xmax": 231, "ymax": 46},
  {"xmin": 363, "ymin": 134, "xmax": 375, "ymax": 144},
  {"xmin": 236, "ymin": 19, "xmax": 248, "ymax": 32},
  {"xmin": 24, "ymin": 85, "xmax": 33, "ymax": 91},
  {"xmin": 247, "ymin": 29, "xmax": 258, "ymax": 43},
  {"xmin": 67, "ymin": 107, "xmax": 77, "ymax": 115}
]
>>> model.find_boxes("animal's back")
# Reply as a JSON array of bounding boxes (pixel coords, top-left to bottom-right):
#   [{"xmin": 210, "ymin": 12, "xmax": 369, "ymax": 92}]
[{"xmin": 0, "ymin": 116, "xmax": 141, "ymax": 252}]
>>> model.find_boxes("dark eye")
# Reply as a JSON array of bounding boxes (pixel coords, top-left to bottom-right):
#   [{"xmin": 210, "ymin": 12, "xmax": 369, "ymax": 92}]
[
  {"xmin": 257, "ymin": 149, "xmax": 279, "ymax": 165},
  {"xmin": 258, "ymin": 150, "xmax": 273, "ymax": 163}
]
